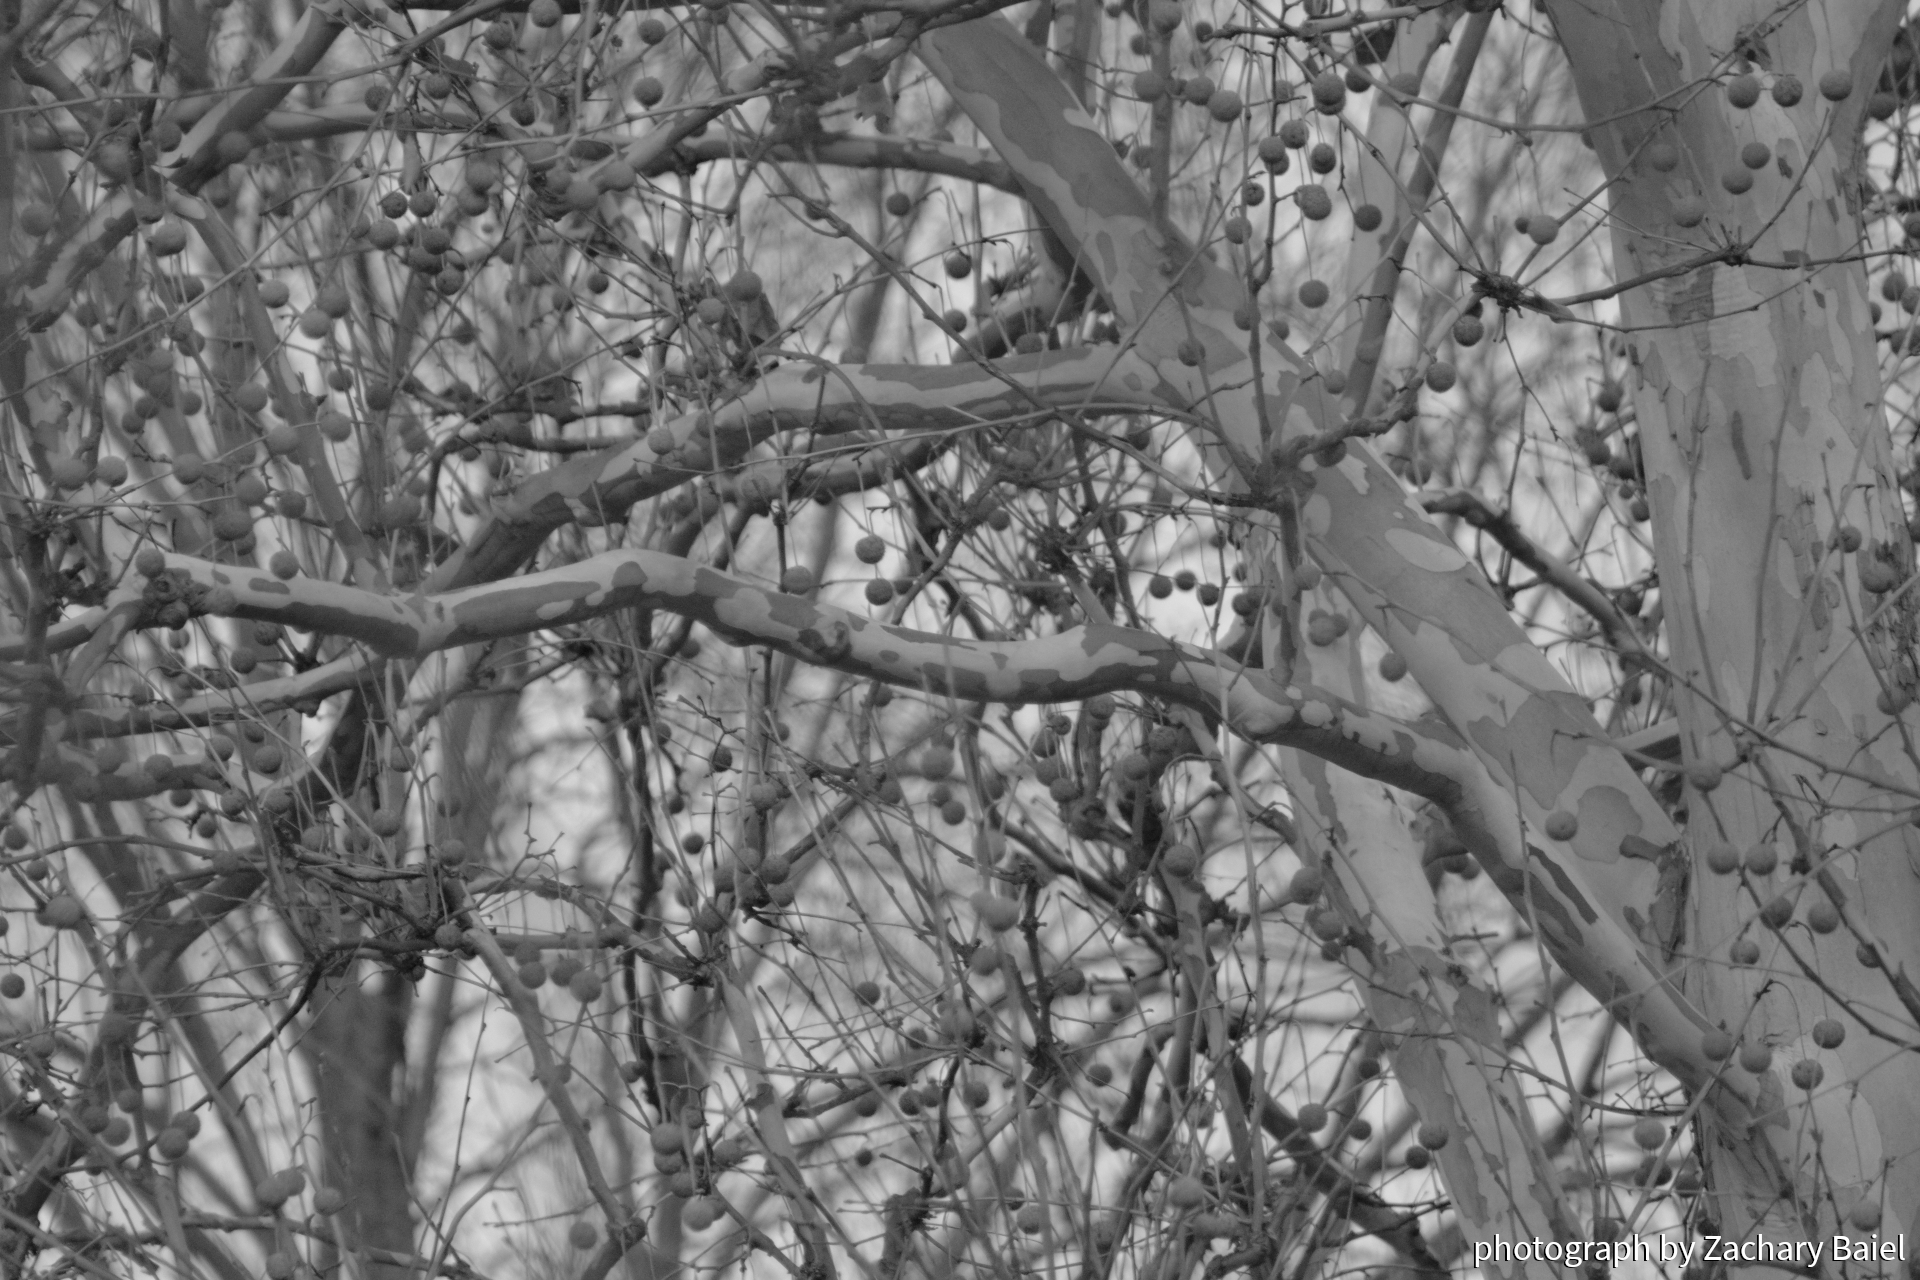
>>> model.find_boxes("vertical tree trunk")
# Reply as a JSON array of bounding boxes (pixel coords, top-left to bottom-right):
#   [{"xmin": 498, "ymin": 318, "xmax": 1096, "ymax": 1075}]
[
  {"xmin": 311, "ymin": 972, "xmax": 416, "ymax": 1280},
  {"xmin": 1548, "ymin": 0, "xmax": 1920, "ymax": 1242}
]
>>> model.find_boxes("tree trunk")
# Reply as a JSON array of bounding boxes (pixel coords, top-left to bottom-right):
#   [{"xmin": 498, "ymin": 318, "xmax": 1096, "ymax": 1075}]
[
  {"xmin": 1548, "ymin": 0, "xmax": 1920, "ymax": 1243},
  {"xmin": 311, "ymin": 970, "xmax": 416, "ymax": 1279}
]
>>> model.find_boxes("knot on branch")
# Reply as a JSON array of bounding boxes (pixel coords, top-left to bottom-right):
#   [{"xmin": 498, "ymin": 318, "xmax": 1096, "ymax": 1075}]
[
  {"xmin": 796, "ymin": 620, "xmax": 852, "ymax": 662},
  {"xmin": 140, "ymin": 570, "xmax": 236, "ymax": 629},
  {"xmin": 1468, "ymin": 271, "xmax": 1574, "ymax": 323}
]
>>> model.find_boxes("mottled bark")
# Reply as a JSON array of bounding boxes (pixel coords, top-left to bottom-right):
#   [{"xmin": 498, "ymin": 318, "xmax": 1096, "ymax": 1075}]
[
  {"xmin": 917, "ymin": 13, "xmax": 1743, "ymax": 1114},
  {"xmin": 1548, "ymin": 0, "xmax": 1920, "ymax": 1244},
  {"xmin": 1275, "ymin": 16, "xmax": 1573, "ymax": 1272}
]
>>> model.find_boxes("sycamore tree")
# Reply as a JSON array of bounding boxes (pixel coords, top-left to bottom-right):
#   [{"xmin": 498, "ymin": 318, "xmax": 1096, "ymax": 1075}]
[{"xmin": 3, "ymin": 0, "xmax": 1920, "ymax": 1276}]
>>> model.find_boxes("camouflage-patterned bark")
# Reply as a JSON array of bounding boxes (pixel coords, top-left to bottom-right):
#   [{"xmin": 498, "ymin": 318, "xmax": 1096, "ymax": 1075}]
[
  {"xmin": 1546, "ymin": 0, "xmax": 1920, "ymax": 1244},
  {"xmin": 1273, "ymin": 17, "xmax": 1572, "ymax": 1271},
  {"xmin": 138, "ymin": 546, "xmax": 1487, "ymax": 801},
  {"xmin": 916, "ymin": 15, "xmax": 1746, "ymax": 1118}
]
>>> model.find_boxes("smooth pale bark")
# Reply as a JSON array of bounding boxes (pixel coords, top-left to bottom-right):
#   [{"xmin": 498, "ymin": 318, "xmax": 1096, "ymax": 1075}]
[
  {"xmin": 915, "ymin": 17, "xmax": 1763, "ymax": 1124},
  {"xmin": 1291, "ymin": 590, "xmax": 1574, "ymax": 1280},
  {"xmin": 1546, "ymin": 0, "xmax": 1920, "ymax": 1241},
  {"xmin": 1273, "ymin": 19, "xmax": 1572, "ymax": 1273},
  {"xmin": 145, "ymin": 547, "xmax": 1489, "ymax": 800}
]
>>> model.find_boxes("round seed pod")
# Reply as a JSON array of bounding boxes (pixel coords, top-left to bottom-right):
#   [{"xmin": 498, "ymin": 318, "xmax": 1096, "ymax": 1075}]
[
  {"xmin": 970, "ymin": 889, "xmax": 1021, "ymax": 932},
  {"xmin": 150, "ymin": 221, "xmax": 188, "ymax": 256},
  {"xmin": 1818, "ymin": 69, "xmax": 1854, "ymax": 101},
  {"xmin": 1295, "ymin": 184, "xmax": 1333, "ymax": 220},
  {"xmin": 1726, "ymin": 74, "xmax": 1761, "ymax": 108},
  {"xmin": 1632, "ymin": 1117, "xmax": 1666, "ymax": 1150},
  {"xmin": 1527, "ymin": 215, "xmax": 1560, "ymax": 245},
  {"xmin": 215, "ymin": 131, "xmax": 253, "ymax": 164},
  {"xmin": 1700, "ymin": 1028, "xmax": 1734, "ymax": 1060},
  {"xmin": 1543, "ymin": 811, "xmax": 1579, "ymax": 840},
  {"xmin": 1722, "ymin": 168, "xmax": 1754, "ymax": 195},
  {"xmin": 1705, "ymin": 842, "xmax": 1741, "ymax": 874},
  {"xmin": 1425, "ymin": 361, "xmax": 1456, "ymax": 392},
  {"xmin": 41, "ymin": 894, "xmax": 84, "ymax": 929},
  {"xmin": 1811, "ymin": 1017, "xmax": 1846, "ymax": 1048},
  {"xmin": 254, "ymin": 1168, "xmax": 306, "ymax": 1210},
  {"xmin": 1298, "ymin": 279, "xmax": 1330, "ymax": 308},
  {"xmin": 47, "ymin": 456, "xmax": 91, "ymax": 489},
  {"xmin": 1310, "ymin": 71, "xmax": 1346, "ymax": 114},
  {"xmin": 1160, "ymin": 843, "xmax": 1200, "ymax": 878},
  {"xmin": 725, "ymin": 270, "xmax": 763, "ymax": 304},
  {"xmin": 1166, "ymin": 1176, "xmax": 1207, "ymax": 1210},
  {"xmin": 1206, "ymin": 89, "xmax": 1243, "ymax": 122},
  {"xmin": 1646, "ymin": 140, "xmax": 1680, "ymax": 171},
  {"xmin": 1772, "ymin": 74, "xmax": 1803, "ymax": 106},
  {"xmin": 1353, "ymin": 203, "xmax": 1382, "ymax": 232},
  {"xmin": 1670, "ymin": 194, "xmax": 1707, "ymax": 227}
]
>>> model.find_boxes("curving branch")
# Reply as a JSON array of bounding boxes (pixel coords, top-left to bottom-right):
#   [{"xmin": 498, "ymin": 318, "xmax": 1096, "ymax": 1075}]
[
  {"xmin": 428, "ymin": 346, "xmax": 1159, "ymax": 591},
  {"xmin": 167, "ymin": 6, "xmax": 350, "ymax": 192},
  {"xmin": 913, "ymin": 13, "xmax": 1763, "ymax": 1123},
  {"xmin": 147, "ymin": 546, "xmax": 1481, "ymax": 802}
]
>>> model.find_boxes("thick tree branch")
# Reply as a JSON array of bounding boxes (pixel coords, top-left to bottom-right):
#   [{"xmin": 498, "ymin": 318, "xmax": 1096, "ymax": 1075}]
[
  {"xmin": 148, "ymin": 546, "xmax": 1480, "ymax": 802},
  {"xmin": 427, "ymin": 347, "xmax": 1159, "ymax": 591}
]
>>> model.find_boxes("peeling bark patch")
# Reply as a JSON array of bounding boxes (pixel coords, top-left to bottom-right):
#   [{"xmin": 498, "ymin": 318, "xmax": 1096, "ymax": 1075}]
[
  {"xmin": 1529, "ymin": 845, "xmax": 1601, "ymax": 927},
  {"xmin": 1577, "ymin": 786, "xmax": 1645, "ymax": 866},
  {"xmin": 1466, "ymin": 698, "xmax": 1586, "ymax": 809},
  {"xmin": 1728, "ymin": 409, "xmax": 1754, "ymax": 480},
  {"xmin": 1383, "ymin": 527, "xmax": 1472, "ymax": 573}
]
